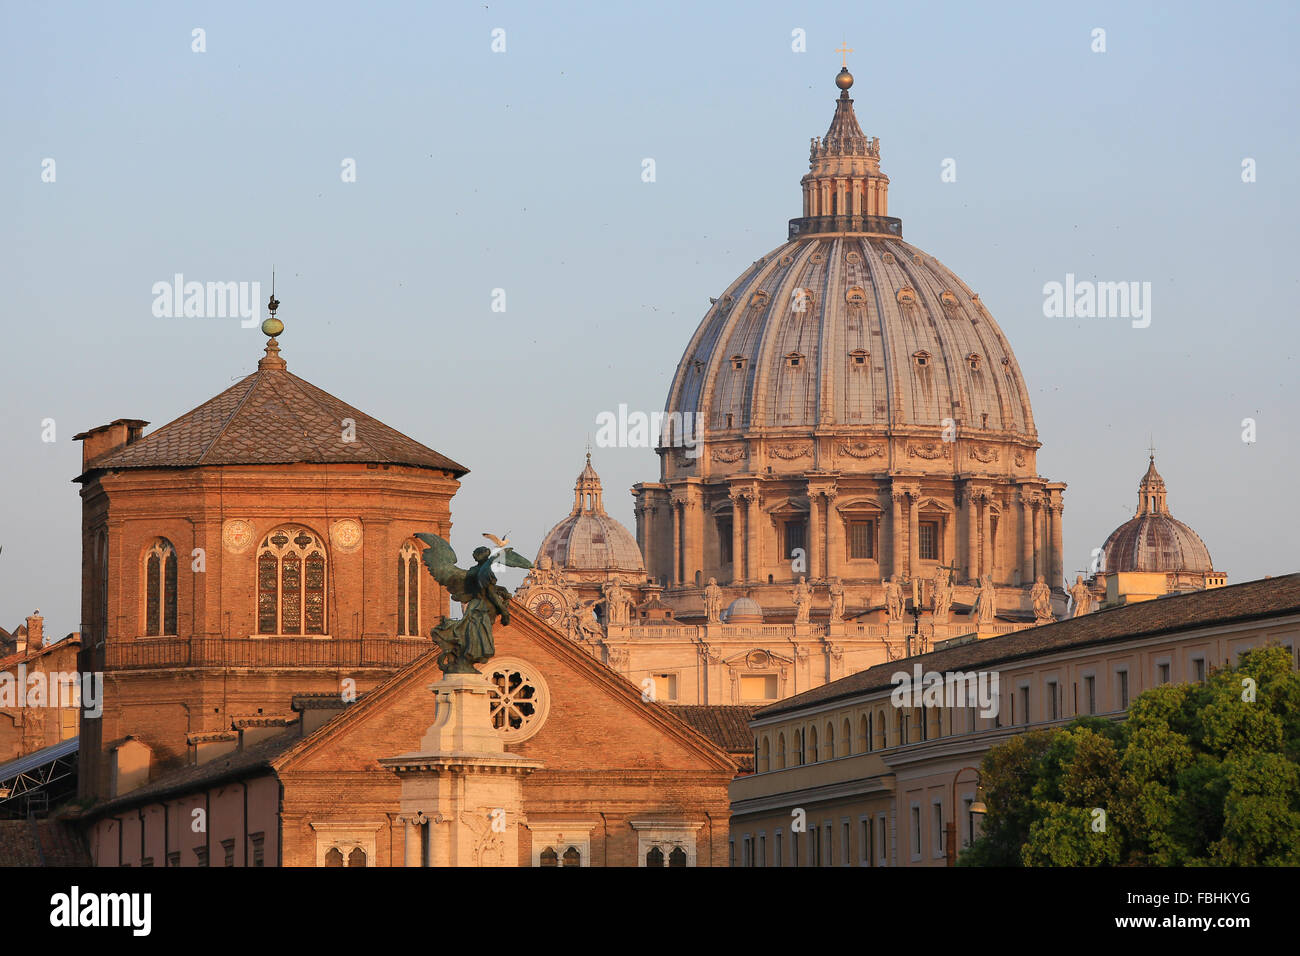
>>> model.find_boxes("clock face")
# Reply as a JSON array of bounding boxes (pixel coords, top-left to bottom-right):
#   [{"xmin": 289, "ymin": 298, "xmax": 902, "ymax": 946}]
[{"xmin": 524, "ymin": 588, "xmax": 569, "ymax": 629}]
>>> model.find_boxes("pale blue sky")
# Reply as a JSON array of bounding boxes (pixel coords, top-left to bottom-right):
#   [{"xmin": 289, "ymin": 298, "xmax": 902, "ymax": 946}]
[{"xmin": 3, "ymin": 0, "xmax": 1298, "ymax": 637}]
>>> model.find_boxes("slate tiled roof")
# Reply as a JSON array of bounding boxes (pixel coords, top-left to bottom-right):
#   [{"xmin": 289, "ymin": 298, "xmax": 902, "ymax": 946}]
[
  {"xmin": 81, "ymin": 362, "xmax": 466, "ymax": 476},
  {"xmin": 756, "ymin": 573, "xmax": 1300, "ymax": 720}
]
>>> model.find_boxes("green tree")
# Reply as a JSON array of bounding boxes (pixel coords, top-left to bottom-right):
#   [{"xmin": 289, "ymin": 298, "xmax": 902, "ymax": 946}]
[{"xmin": 958, "ymin": 645, "xmax": 1300, "ymax": 866}]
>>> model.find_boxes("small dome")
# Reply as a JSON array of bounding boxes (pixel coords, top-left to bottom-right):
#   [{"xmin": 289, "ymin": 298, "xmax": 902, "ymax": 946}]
[
  {"xmin": 724, "ymin": 597, "xmax": 764, "ymax": 624},
  {"xmin": 537, "ymin": 454, "xmax": 645, "ymax": 572},
  {"xmin": 1101, "ymin": 455, "xmax": 1215, "ymax": 573},
  {"xmin": 1103, "ymin": 515, "xmax": 1214, "ymax": 573}
]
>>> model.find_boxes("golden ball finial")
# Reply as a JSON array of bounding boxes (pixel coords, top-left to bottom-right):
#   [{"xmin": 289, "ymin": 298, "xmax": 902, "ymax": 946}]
[
  {"xmin": 836, "ymin": 66, "xmax": 854, "ymax": 91},
  {"xmin": 262, "ymin": 316, "xmax": 284, "ymax": 337}
]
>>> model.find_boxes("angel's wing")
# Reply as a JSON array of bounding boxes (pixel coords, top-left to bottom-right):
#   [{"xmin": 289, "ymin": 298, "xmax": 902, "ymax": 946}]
[
  {"xmin": 415, "ymin": 533, "xmax": 469, "ymax": 597},
  {"xmin": 499, "ymin": 547, "xmax": 533, "ymax": 570}
]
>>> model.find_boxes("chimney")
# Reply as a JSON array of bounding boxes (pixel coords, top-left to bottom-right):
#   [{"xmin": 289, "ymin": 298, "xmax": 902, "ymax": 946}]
[
  {"xmin": 25, "ymin": 611, "xmax": 44, "ymax": 651},
  {"xmin": 73, "ymin": 418, "xmax": 149, "ymax": 472}
]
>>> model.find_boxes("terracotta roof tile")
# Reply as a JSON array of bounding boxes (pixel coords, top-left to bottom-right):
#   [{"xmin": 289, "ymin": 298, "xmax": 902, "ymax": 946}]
[{"xmin": 82, "ymin": 364, "xmax": 466, "ymax": 476}]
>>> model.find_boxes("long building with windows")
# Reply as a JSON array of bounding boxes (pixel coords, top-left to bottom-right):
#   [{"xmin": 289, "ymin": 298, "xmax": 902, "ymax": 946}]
[{"xmin": 728, "ymin": 573, "xmax": 1300, "ymax": 867}]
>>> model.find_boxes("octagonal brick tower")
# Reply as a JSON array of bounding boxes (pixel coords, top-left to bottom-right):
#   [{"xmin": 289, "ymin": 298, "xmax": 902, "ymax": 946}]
[{"xmin": 633, "ymin": 67, "xmax": 1066, "ymax": 624}]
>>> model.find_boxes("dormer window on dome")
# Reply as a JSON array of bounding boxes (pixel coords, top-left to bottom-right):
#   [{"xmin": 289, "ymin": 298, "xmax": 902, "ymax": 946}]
[
  {"xmin": 730, "ymin": 354, "xmax": 746, "ymax": 370},
  {"xmin": 913, "ymin": 351, "xmax": 931, "ymax": 368},
  {"xmin": 785, "ymin": 352, "xmax": 805, "ymax": 368},
  {"xmin": 846, "ymin": 286, "xmax": 868, "ymax": 305},
  {"xmin": 968, "ymin": 353, "xmax": 982, "ymax": 371},
  {"xmin": 849, "ymin": 349, "xmax": 869, "ymax": 366}
]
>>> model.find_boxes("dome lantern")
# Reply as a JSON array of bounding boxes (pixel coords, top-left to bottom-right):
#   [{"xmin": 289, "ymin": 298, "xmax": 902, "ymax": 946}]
[{"xmin": 793, "ymin": 66, "xmax": 898, "ymax": 238}]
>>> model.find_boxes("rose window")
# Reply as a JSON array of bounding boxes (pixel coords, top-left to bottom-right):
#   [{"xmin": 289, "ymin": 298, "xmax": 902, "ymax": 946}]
[{"xmin": 486, "ymin": 657, "xmax": 550, "ymax": 743}]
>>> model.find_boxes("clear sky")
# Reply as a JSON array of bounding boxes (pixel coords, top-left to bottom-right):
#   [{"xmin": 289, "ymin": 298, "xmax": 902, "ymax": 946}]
[{"xmin": 3, "ymin": 0, "xmax": 1298, "ymax": 637}]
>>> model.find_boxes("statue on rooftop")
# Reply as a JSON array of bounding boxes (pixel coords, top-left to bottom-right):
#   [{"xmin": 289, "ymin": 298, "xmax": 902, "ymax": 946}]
[{"xmin": 416, "ymin": 532, "xmax": 532, "ymax": 673}]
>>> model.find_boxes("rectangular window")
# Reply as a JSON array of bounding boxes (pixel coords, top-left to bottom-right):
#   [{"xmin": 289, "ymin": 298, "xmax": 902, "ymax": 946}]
[
  {"xmin": 910, "ymin": 806, "xmax": 921, "ymax": 860},
  {"xmin": 823, "ymin": 824, "xmax": 833, "ymax": 867},
  {"xmin": 1019, "ymin": 686, "xmax": 1030, "ymax": 725},
  {"xmin": 1192, "ymin": 657, "xmax": 1206, "ymax": 683},
  {"xmin": 848, "ymin": 519, "xmax": 875, "ymax": 559},
  {"xmin": 809, "ymin": 828, "xmax": 819, "ymax": 867},
  {"xmin": 1158, "ymin": 662, "xmax": 1170, "ymax": 684},
  {"xmin": 758, "ymin": 834, "xmax": 766, "ymax": 868},
  {"xmin": 792, "ymin": 832, "xmax": 800, "ymax": 868},
  {"xmin": 1085, "ymin": 675, "xmax": 1096, "ymax": 715},
  {"xmin": 250, "ymin": 833, "xmax": 265, "ymax": 868},
  {"xmin": 718, "ymin": 518, "xmax": 733, "ymax": 565},
  {"xmin": 918, "ymin": 521, "xmax": 939, "ymax": 561},
  {"xmin": 933, "ymin": 803, "xmax": 944, "ymax": 856},
  {"xmin": 166, "ymin": 851, "xmax": 180, "ymax": 868},
  {"xmin": 878, "ymin": 816, "xmax": 888, "ymax": 866},
  {"xmin": 742, "ymin": 836, "xmax": 752, "ymax": 868},
  {"xmin": 650, "ymin": 673, "xmax": 678, "ymax": 701},
  {"xmin": 739, "ymin": 674, "xmax": 777, "ymax": 701},
  {"xmin": 785, "ymin": 519, "xmax": 807, "ymax": 559},
  {"xmin": 195, "ymin": 846, "xmax": 209, "ymax": 868},
  {"xmin": 222, "ymin": 839, "xmax": 235, "ymax": 867},
  {"xmin": 1117, "ymin": 670, "xmax": 1130, "ymax": 709},
  {"xmin": 860, "ymin": 819, "xmax": 871, "ymax": 866},
  {"xmin": 1046, "ymin": 681, "xmax": 1058, "ymax": 720},
  {"xmin": 842, "ymin": 821, "xmax": 850, "ymax": 866},
  {"xmin": 774, "ymin": 831, "xmax": 782, "ymax": 868}
]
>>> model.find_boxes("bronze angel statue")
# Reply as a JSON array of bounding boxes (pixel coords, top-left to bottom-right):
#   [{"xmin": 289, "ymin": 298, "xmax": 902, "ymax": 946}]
[{"xmin": 414, "ymin": 533, "xmax": 533, "ymax": 673}]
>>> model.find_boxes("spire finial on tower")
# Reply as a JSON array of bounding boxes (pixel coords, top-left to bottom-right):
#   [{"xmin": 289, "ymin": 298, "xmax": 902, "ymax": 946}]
[{"xmin": 259, "ymin": 268, "xmax": 287, "ymax": 370}]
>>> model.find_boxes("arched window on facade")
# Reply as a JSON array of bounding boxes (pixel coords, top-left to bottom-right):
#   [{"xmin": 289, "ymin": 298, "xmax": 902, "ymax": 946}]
[
  {"xmin": 842, "ymin": 718, "xmax": 852, "ymax": 757},
  {"xmin": 347, "ymin": 847, "xmax": 367, "ymax": 867},
  {"xmin": 540, "ymin": 846, "xmax": 558, "ymax": 866},
  {"xmin": 808, "ymin": 726, "xmax": 818, "ymax": 762},
  {"xmin": 760, "ymin": 735, "xmax": 770, "ymax": 772},
  {"xmin": 397, "ymin": 540, "xmax": 422, "ymax": 636},
  {"xmin": 257, "ymin": 527, "xmax": 328, "ymax": 635},
  {"xmin": 668, "ymin": 847, "xmax": 687, "ymax": 867},
  {"xmin": 144, "ymin": 538, "xmax": 178, "ymax": 636},
  {"xmin": 862, "ymin": 713, "xmax": 872, "ymax": 753},
  {"xmin": 646, "ymin": 846, "xmax": 665, "ymax": 866},
  {"xmin": 324, "ymin": 847, "xmax": 344, "ymax": 867},
  {"xmin": 776, "ymin": 732, "xmax": 786, "ymax": 770},
  {"xmin": 563, "ymin": 846, "xmax": 581, "ymax": 867},
  {"xmin": 824, "ymin": 722, "xmax": 834, "ymax": 759}
]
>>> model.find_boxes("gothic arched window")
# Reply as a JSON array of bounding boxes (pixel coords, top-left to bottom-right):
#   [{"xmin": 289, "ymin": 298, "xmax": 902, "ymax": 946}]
[
  {"xmin": 144, "ymin": 538, "xmax": 178, "ymax": 637},
  {"xmin": 347, "ymin": 847, "xmax": 367, "ymax": 867},
  {"xmin": 397, "ymin": 540, "xmax": 422, "ymax": 636},
  {"xmin": 646, "ymin": 846, "xmax": 665, "ymax": 867},
  {"xmin": 563, "ymin": 846, "xmax": 581, "ymax": 867},
  {"xmin": 808, "ymin": 726, "xmax": 818, "ymax": 762},
  {"xmin": 257, "ymin": 527, "xmax": 328, "ymax": 635},
  {"xmin": 540, "ymin": 846, "xmax": 558, "ymax": 867},
  {"xmin": 324, "ymin": 847, "xmax": 344, "ymax": 867},
  {"xmin": 668, "ymin": 847, "xmax": 687, "ymax": 867}
]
